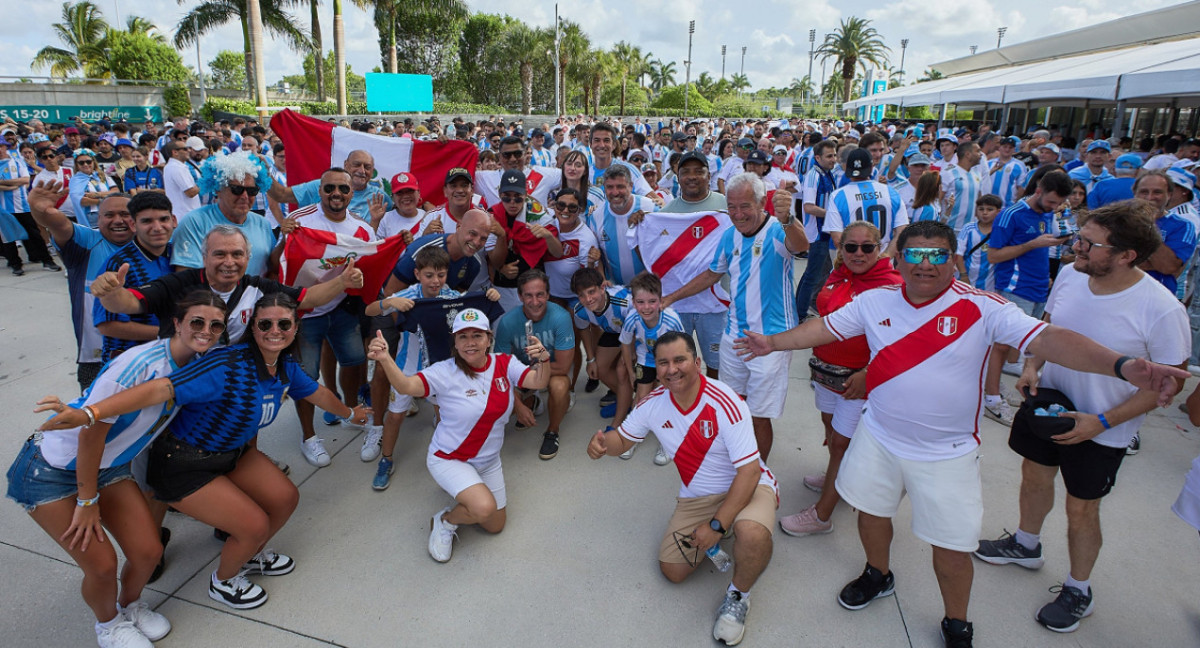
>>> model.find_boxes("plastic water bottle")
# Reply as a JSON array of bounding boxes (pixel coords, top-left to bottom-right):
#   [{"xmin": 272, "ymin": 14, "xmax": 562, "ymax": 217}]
[{"xmin": 707, "ymin": 544, "xmax": 733, "ymax": 572}]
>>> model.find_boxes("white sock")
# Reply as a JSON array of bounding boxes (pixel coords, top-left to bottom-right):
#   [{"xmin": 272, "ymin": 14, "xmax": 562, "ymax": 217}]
[
  {"xmin": 985, "ymin": 394, "xmax": 1002, "ymax": 406},
  {"xmin": 1014, "ymin": 529, "xmax": 1040, "ymax": 550},
  {"xmin": 440, "ymin": 511, "xmax": 458, "ymax": 530},
  {"xmin": 728, "ymin": 582, "xmax": 749, "ymax": 600},
  {"xmin": 1065, "ymin": 573, "xmax": 1091, "ymax": 595},
  {"xmin": 96, "ymin": 613, "xmax": 123, "ymax": 631}
]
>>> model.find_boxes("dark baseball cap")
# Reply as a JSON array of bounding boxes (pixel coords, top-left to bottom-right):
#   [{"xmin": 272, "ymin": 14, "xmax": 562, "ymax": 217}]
[
  {"xmin": 746, "ymin": 150, "xmax": 771, "ymax": 166},
  {"xmin": 671, "ymin": 131, "xmax": 688, "ymax": 142},
  {"xmin": 677, "ymin": 150, "xmax": 709, "ymax": 168},
  {"xmin": 499, "ymin": 169, "xmax": 526, "ymax": 194},
  {"xmin": 445, "ymin": 167, "xmax": 473, "ymax": 185},
  {"xmin": 847, "ymin": 148, "xmax": 873, "ymax": 179}
]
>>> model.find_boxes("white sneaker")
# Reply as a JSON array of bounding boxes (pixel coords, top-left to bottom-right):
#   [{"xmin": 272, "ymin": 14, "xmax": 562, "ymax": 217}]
[
  {"xmin": 408, "ymin": 400, "xmax": 420, "ymax": 417},
  {"xmin": 713, "ymin": 590, "xmax": 749, "ymax": 645},
  {"xmin": 120, "ymin": 600, "xmax": 171, "ymax": 641},
  {"xmin": 428, "ymin": 506, "xmax": 457, "ymax": 563},
  {"xmin": 653, "ymin": 444, "xmax": 671, "ymax": 466},
  {"xmin": 619, "ymin": 442, "xmax": 638, "ymax": 460},
  {"xmin": 360, "ymin": 425, "xmax": 383, "ymax": 462},
  {"xmin": 1001, "ymin": 384, "xmax": 1024, "ymax": 407},
  {"xmin": 1002, "ymin": 361, "xmax": 1025, "ymax": 376},
  {"xmin": 96, "ymin": 618, "xmax": 152, "ymax": 648},
  {"xmin": 984, "ymin": 400, "xmax": 1014, "ymax": 426},
  {"xmin": 301, "ymin": 436, "xmax": 331, "ymax": 467},
  {"xmin": 568, "ymin": 392, "xmax": 577, "ymax": 412}
]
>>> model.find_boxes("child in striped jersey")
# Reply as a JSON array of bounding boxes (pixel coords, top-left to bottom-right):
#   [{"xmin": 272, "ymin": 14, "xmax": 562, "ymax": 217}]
[
  {"xmin": 619, "ymin": 272, "xmax": 685, "ymax": 465},
  {"xmin": 955, "ymin": 194, "xmax": 1002, "ymax": 291},
  {"xmin": 363, "ymin": 245, "xmax": 499, "ymax": 490}
]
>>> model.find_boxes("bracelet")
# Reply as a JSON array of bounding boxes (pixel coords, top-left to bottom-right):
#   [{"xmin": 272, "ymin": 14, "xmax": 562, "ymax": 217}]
[
  {"xmin": 1098, "ymin": 413, "xmax": 1112, "ymax": 430},
  {"xmin": 1113, "ymin": 355, "xmax": 1134, "ymax": 381},
  {"xmin": 76, "ymin": 494, "xmax": 99, "ymax": 507},
  {"xmin": 82, "ymin": 405, "xmax": 98, "ymax": 427},
  {"xmin": 586, "ymin": 357, "xmax": 597, "ymax": 364}
]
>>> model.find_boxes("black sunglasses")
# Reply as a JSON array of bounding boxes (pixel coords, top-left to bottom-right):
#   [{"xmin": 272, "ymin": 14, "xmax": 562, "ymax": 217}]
[
  {"xmin": 228, "ymin": 185, "xmax": 260, "ymax": 197},
  {"xmin": 76, "ymin": 159, "xmax": 94, "ymax": 165},
  {"xmin": 256, "ymin": 318, "xmax": 294, "ymax": 332},
  {"xmin": 187, "ymin": 317, "xmax": 227, "ymax": 334},
  {"xmin": 499, "ymin": 195, "xmax": 525, "ymax": 204},
  {"xmin": 38, "ymin": 152, "xmax": 56, "ymax": 160},
  {"xmin": 555, "ymin": 201, "xmax": 581, "ymax": 213},
  {"xmin": 322, "ymin": 183, "xmax": 351, "ymax": 195},
  {"xmin": 843, "ymin": 243, "xmax": 878, "ymax": 254},
  {"xmin": 500, "ymin": 150, "xmax": 524, "ymax": 159}
]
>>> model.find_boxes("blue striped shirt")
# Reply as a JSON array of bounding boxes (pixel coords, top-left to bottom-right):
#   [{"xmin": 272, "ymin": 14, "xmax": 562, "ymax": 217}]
[
  {"xmin": 710, "ymin": 219, "xmax": 797, "ymax": 337},
  {"xmin": 957, "ymin": 223, "xmax": 994, "ymax": 291}
]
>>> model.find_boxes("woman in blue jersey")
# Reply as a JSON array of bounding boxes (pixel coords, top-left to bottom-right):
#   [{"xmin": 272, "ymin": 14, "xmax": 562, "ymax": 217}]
[
  {"xmin": 38, "ymin": 293, "xmax": 372, "ymax": 611},
  {"xmin": 69, "ymin": 149, "xmax": 119, "ymax": 228},
  {"xmin": 122, "ymin": 148, "xmax": 164, "ymax": 195},
  {"xmin": 910, "ymin": 171, "xmax": 947, "ymax": 223},
  {"xmin": 10, "ymin": 290, "xmax": 226, "ymax": 648}
]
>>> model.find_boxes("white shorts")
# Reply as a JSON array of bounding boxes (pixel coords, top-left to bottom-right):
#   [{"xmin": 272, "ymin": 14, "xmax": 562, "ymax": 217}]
[
  {"xmin": 1173, "ymin": 454, "xmax": 1200, "ymax": 532},
  {"xmin": 131, "ymin": 447, "xmax": 151, "ymax": 492},
  {"xmin": 386, "ymin": 388, "xmax": 415, "ymax": 414},
  {"xmin": 718, "ymin": 335, "xmax": 791, "ymax": 418},
  {"xmin": 812, "ymin": 383, "xmax": 865, "ymax": 438},
  {"xmin": 426, "ymin": 451, "xmax": 507, "ymax": 510},
  {"xmin": 835, "ymin": 423, "xmax": 982, "ymax": 552}
]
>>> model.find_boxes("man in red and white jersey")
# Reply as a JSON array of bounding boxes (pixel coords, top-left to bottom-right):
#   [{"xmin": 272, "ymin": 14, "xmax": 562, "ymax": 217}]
[
  {"xmin": 735, "ymin": 219, "xmax": 1189, "ymax": 648},
  {"xmin": 588, "ymin": 331, "xmax": 777, "ymax": 647}
]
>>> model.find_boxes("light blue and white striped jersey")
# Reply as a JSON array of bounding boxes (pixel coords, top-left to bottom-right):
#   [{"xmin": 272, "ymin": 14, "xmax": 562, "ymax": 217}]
[
  {"xmin": 38, "ymin": 338, "xmax": 181, "ymax": 470},
  {"xmin": 619, "ymin": 306, "xmax": 684, "ymax": 367},
  {"xmin": 380, "ymin": 284, "xmax": 461, "ymax": 374},
  {"xmin": 822, "ymin": 180, "xmax": 910, "ymax": 250},
  {"xmin": 957, "ymin": 222, "xmax": 995, "ymax": 291},
  {"xmin": 940, "ymin": 164, "xmax": 984, "ymax": 232},
  {"xmin": 572, "ymin": 285, "xmax": 633, "ymax": 335},
  {"xmin": 586, "ymin": 196, "xmax": 651, "ymax": 286},
  {"xmin": 910, "ymin": 202, "xmax": 942, "ymax": 223},
  {"xmin": 0, "ymin": 152, "xmax": 29, "ymax": 213},
  {"xmin": 988, "ymin": 158, "xmax": 1026, "ymax": 209},
  {"xmin": 710, "ymin": 219, "xmax": 797, "ymax": 338},
  {"xmin": 530, "ymin": 147, "xmax": 553, "ymax": 168},
  {"xmin": 589, "ymin": 158, "xmax": 652, "ymax": 195},
  {"xmin": 1169, "ymin": 202, "xmax": 1200, "ymax": 300}
]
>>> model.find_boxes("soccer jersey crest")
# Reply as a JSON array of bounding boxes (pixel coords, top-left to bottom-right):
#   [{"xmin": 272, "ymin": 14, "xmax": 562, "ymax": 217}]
[
  {"xmin": 937, "ymin": 316, "xmax": 958, "ymax": 337},
  {"xmin": 494, "ymin": 376, "xmax": 509, "ymax": 393},
  {"xmin": 692, "ymin": 225, "xmax": 705, "ymax": 239}
]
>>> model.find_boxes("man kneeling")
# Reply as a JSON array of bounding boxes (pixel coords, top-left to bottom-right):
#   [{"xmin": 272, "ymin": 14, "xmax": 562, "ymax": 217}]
[{"xmin": 587, "ymin": 331, "xmax": 776, "ymax": 646}]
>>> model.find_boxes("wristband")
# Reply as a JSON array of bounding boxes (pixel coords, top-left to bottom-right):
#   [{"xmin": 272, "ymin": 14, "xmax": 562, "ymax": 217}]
[
  {"xmin": 1113, "ymin": 355, "xmax": 1134, "ymax": 381},
  {"xmin": 586, "ymin": 357, "xmax": 597, "ymax": 364},
  {"xmin": 1098, "ymin": 413, "xmax": 1112, "ymax": 430},
  {"xmin": 76, "ymin": 494, "xmax": 99, "ymax": 507}
]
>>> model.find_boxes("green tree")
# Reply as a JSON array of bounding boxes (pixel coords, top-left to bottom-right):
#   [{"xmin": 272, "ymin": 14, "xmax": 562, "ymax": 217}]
[
  {"xmin": 494, "ymin": 23, "xmax": 550, "ymax": 115},
  {"xmin": 728, "ymin": 73, "xmax": 751, "ymax": 94},
  {"xmin": 816, "ymin": 17, "xmax": 890, "ymax": 110},
  {"xmin": 693, "ymin": 71, "xmax": 719, "ymax": 100},
  {"xmin": 453, "ymin": 14, "xmax": 519, "ymax": 106},
  {"xmin": 302, "ymin": 50, "xmax": 364, "ymax": 96},
  {"xmin": 123, "ymin": 15, "xmax": 167, "ymax": 43},
  {"xmin": 652, "ymin": 84, "xmax": 713, "ymax": 114},
  {"xmin": 917, "ymin": 68, "xmax": 945, "ymax": 83},
  {"xmin": 387, "ymin": 0, "xmax": 469, "ymax": 97},
  {"xmin": 107, "ymin": 30, "xmax": 191, "ymax": 81},
  {"xmin": 31, "ymin": 1, "xmax": 110, "ymax": 79},
  {"xmin": 210, "ymin": 50, "xmax": 248, "ymax": 89},
  {"xmin": 611, "ymin": 40, "xmax": 644, "ymax": 116},
  {"xmin": 649, "ymin": 59, "xmax": 676, "ymax": 91},
  {"xmin": 174, "ymin": 0, "xmax": 312, "ymax": 104},
  {"xmin": 573, "ymin": 49, "xmax": 614, "ymax": 115},
  {"xmin": 789, "ymin": 75, "xmax": 815, "ymax": 99}
]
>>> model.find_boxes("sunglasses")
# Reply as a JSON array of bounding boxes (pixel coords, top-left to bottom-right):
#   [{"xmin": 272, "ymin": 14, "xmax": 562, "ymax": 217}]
[
  {"xmin": 228, "ymin": 185, "xmax": 260, "ymax": 197},
  {"xmin": 322, "ymin": 183, "xmax": 351, "ymax": 195},
  {"xmin": 499, "ymin": 195, "xmax": 525, "ymax": 204},
  {"xmin": 38, "ymin": 152, "xmax": 56, "ymax": 160},
  {"xmin": 256, "ymin": 318, "xmax": 294, "ymax": 332},
  {"xmin": 843, "ymin": 242, "xmax": 878, "ymax": 254},
  {"xmin": 187, "ymin": 317, "xmax": 227, "ymax": 334},
  {"xmin": 76, "ymin": 159, "xmax": 94, "ymax": 165},
  {"xmin": 901, "ymin": 247, "xmax": 951, "ymax": 265},
  {"xmin": 555, "ymin": 202, "xmax": 580, "ymax": 213},
  {"xmin": 500, "ymin": 150, "xmax": 524, "ymax": 159}
]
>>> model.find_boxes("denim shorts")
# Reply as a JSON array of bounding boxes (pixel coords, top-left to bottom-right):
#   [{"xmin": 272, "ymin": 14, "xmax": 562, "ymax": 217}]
[
  {"xmin": 6, "ymin": 435, "xmax": 133, "ymax": 512},
  {"xmin": 1000, "ymin": 291, "xmax": 1046, "ymax": 320},
  {"xmin": 146, "ymin": 432, "xmax": 247, "ymax": 503},
  {"xmin": 296, "ymin": 307, "xmax": 366, "ymax": 379}
]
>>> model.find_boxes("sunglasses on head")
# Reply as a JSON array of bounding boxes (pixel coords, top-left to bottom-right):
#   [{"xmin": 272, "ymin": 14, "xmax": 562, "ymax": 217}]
[
  {"xmin": 187, "ymin": 317, "xmax": 227, "ymax": 334},
  {"xmin": 322, "ymin": 183, "xmax": 351, "ymax": 195},
  {"xmin": 843, "ymin": 242, "xmax": 877, "ymax": 254},
  {"xmin": 500, "ymin": 150, "xmax": 524, "ymax": 159},
  {"xmin": 555, "ymin": 201, "xmax": 580, "ymax": 213},
  {"xmin": 228, "ymin": 184, "xmax": 260, "ymax": 197},
  {"xmin": 901, "ymin": 247, "xmax": 951, "ymax": 265},
  {"xmin": 256, "ymin": 318, "xmax": 294, "ymax": 332}
]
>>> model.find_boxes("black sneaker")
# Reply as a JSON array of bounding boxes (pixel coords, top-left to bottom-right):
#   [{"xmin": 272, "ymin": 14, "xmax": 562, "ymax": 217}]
[
  {"xmin": 209, "ymin": 572, "xmax": 267, "ymax": 609},
  {"xmin": 1126, "ymin": 433, "xmax": 1140, "ymax": 455},
  {"xmin": 584, "ymin": 377, "xmax": 600, "ymax": 393},
  {"xmin": 974, "ymin": 530, "xmax": 1044, "ymax": 569},
  {"xmin": 838, "ymin": 563, "xmax": 895, "ymax": 610},
  {"xmin": 940, "ymin": 617, "xmax": 974, "ymax": 648},
  {"xmin": 538, "ymin": 431, "xmax": 559, "ymax": 460},
  {"xmin": 1035, "ymin": 584, "xmax": 1094, "ymax": 632},
  {"xmin": 148, "ymin": 527, "xmax": 170, "ymax": 584},
  {"xmin": 10, "ymin": 266, "xmax": 24, "ymax": 276},
  {"xmin": 42, "ymin": 261, "xmax": 61, "ymax": 272},
  {"xmin": 599, "ymin": 390, "xmax": 617, "ymax": 407}
]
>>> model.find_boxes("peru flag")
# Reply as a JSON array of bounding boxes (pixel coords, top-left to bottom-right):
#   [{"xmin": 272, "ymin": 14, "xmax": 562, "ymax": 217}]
[
  {"xmin": 630, "ymin": 211, "xmax": 732, "ymax": 313},
  {"xmin": 269, "ymin": 109, "xmax": 477, "ymax": 206},
  {"xmin": 281, "ymin": 227, "xmax": 407, "ymax": 301}
]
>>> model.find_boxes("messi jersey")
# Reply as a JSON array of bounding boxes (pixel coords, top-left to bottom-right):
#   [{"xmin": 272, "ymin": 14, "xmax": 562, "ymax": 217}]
[{"xmin": 823, "ymin": 180, "xmax": 909, "ymax": 250}]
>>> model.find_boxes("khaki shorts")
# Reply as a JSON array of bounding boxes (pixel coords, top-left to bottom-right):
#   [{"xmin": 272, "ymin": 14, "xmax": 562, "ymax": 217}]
[{"xmin": 658, "ymin": 483, "xmax": 778, "ymax": 564}]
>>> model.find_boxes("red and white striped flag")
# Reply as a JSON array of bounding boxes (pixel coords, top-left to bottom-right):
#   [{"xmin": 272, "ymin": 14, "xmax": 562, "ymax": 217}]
[
  {"xmin": 281, "ymin": 227, "xmax": 407, "ymax": 300},
  {"xmin": 630, "ymin": 211, "xmax": 732, "ymax": 312},
  {"xmin": 269, "ymin": 109, "xmax": 478, "ymax": 206}
]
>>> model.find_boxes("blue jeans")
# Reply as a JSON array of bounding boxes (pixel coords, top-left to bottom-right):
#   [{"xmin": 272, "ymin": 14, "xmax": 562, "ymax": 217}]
[
  {"xmin": 795, "ymin": 233, "xmax": 832, "ymax": 321},
  {"xmin": 297, "ymin": 307, "xmax": 366, "ymax": 380},
  {"xmin": 1000, "ymin": 291, "xmax": 1046, "ymax": 319},
  {"xmin": 677, "ymin": 311, "xmax": 724, "ymax": 371}
]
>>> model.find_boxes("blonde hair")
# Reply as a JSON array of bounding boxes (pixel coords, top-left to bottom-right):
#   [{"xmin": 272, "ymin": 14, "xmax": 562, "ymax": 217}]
[{"xmin": 833, "ymin": 221, "xmax": 884, "ymax": 269}]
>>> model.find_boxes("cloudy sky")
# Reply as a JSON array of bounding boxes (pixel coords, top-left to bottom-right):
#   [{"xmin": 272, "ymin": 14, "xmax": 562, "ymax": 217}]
[{"xmin": 0, "ymin": 0, "xmax": 1187, "ymax": 98}]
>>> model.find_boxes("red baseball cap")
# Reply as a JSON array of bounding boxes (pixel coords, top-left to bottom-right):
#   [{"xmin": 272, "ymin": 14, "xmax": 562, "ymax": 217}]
[{"xmin": 391, "ymin": 172, "xmax": 419, "ymax": 193}]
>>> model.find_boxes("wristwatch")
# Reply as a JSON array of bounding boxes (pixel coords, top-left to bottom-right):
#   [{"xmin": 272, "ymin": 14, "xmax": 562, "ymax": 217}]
[{"xmin": 709, "ymin": 518, "xmax": 727, "ymax": 535}]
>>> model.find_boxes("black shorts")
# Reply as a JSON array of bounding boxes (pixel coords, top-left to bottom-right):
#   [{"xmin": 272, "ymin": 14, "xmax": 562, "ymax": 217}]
[
  {"xmin": 598, "ymin": 331, "xmax": 621, "ymax": 348},
  {"xmin": 634, "ymin": 364, "xmax": 658, "ymax": 385},
  {"xmin": 1008, "ymin": 424, "xmax": 1126, "ymax": 500},
  {"xmin": 365, "ymin": 313, "xmax": 400, "ymax": 351},
  {"xmin": 146, "ymin": 432, "xmax": 247, "ymax": 503}
]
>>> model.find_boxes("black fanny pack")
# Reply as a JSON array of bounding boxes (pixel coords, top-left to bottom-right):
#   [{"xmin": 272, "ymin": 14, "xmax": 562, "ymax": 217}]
[{"xmin": 809, "ymin": 357, "xmax": 855, "ymax": 393}]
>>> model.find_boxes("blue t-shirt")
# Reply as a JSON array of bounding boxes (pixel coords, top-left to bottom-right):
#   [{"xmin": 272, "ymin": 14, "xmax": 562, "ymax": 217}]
[
  {"xmin": 1087, "ymin": 177, "xmax": 1135, "ymax": 209},
  {"xmin": 1147, "ymin": 212, "xmax": 1198, "ymax": 295},
  {"xmin": 494, "ymin": 302, "xmax": 576, "ymax": 366},
  {"xmin": 292, "ymin": 178, "xmax": 392, "ymax": 224},
  {"xmin": 93, "ymin": 240, "xmax": 173, "ymax": 362},
  {"xmin": 57, "ymin": 223, "xmax": 126, "ymax": 363},
  {"xmin": 123, "ymin": 166, "xmax": 164, "ymax": 192},
  {"xmin": 168, "ymin": 344, "xmax": 319, "ymax": 452},
  {"xmin": 391, "ymin": 234, "xmax": 482, "ymax": 292},
  {"xmin": 172, "ymin": 204, "xmax": 277, "ymax": 277},
  {"xmin": 991, "ymin": 198, "xmax": 1054, "ymax": 302}
]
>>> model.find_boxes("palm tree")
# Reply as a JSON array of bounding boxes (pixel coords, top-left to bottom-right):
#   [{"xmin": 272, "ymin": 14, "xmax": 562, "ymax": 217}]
[
  {"xmin": 574, "ymin": 49, "xmax": 612, "ymax": 115},
  {"xmin": 123, "ymin": 15, "xmax": 167, "ymax": 43},
  {"xmin": 694, "ymin": 71, "xmax": 717, "ymax": 99},
  {"xmin": 634, "ymin": 49, "xmax": 654, "ymax": 94},
  {"xmin": 728, "ymin": 73, "xmax": 750, "ymax": 94},
  {"xmin": 175, "ymin": 0, "xmax": 311, "ymax": 104},
  {"xmin": 309, "ymin": 0, "xmax": 324, "ymax": 99},
  {"xmin": 788, "ymin": 75, "xmax": 815, "ymax": 99},
  {"xmin": 917, "ymin": 68, "xmax": 945, "ymax": 83},
  {"xmin": 650, "ymin": 59, "xmax": 676, "ymax": 92},
  {"xmin": 816, "ymin": 16, "xmax": 890, "ymax": 111},
  {"xmin": 498, "ymin": 23, "xmax": 550, "ymax": 115},
  {"xmin": 31, "ymin": 1, "xmax": 110, "ymax": 79},
  {"xmin": 611, "ymin": 41, "xmax": 644, "ymax": 116},
  {"xmin": 556, "ymin": 20, "xmax": 588, "ymax": 113},
  {"xmin": 333, "ymin": 0, "xmax": 345, "ymax": 112}
]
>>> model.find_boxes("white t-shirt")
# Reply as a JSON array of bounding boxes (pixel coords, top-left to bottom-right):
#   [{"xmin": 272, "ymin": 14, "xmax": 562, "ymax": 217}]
[
  {"xmin": 1041, "ymin": 265, "xmax": 1190, "ymax": 448},
  {"xmin": 618, "ymin": 376, "xmax": 778, "ymax": 498},
  {"xmin": 824, "ymin": 281, "xmax": 1047, "ymax": 461},
  {"xmin": 717, "ymin": 157, "xmax": 745, "ymax": 186},
  {"xmin": 163, "ymin": 158, "xmax": 200, "ymax": 221},
  {"xmin": 545, "ymin": 222, "xmax": 599, "ymax": 299},
  {"xmin": 417, "ymin": 353, "xmax": 531, "ymax": 464},
  {"xmin": 290, "ymin": 203, "xmax": 377, "ymax": 317},
  {"xmin": 376, "ymin": 207, "xmax": 427, "ymax": 240}
]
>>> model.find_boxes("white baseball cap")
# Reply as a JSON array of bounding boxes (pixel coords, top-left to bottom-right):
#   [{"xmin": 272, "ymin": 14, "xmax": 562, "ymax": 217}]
[{"xmin": 451, "ymin": 308, "xmax": 491, "ymax": 334}]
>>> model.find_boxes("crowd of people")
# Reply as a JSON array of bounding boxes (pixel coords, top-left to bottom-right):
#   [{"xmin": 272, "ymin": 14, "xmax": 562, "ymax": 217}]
[{"xmin": 4, "ymin": 110, "xmax": 1200, "ymax": 648}]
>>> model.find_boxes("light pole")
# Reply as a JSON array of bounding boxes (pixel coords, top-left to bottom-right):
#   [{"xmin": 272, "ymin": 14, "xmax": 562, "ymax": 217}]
[
  {"xmin": 807, "ymin": 29, "xmax": 816, "ymax": 105},
  {"xmin": 740, "ymin": 46, "xmax": 747, "ymax": 76},
  {"xmin": 684, "ymin": 20, "xmax": 695, "ymax": 120},
  {"xmin": 970, "ymin": 45, "xmax": 978, "ymax": 55},
  {"xmin": 194, "ymin": 14, "xmax": 206, "ymax": 106},
  {"xmin": 553, "ymin": 5, "xmax": 561, "ymax": 116},
  {"xmin": 997, "ymin": 26, "xmax": 1007, "ymax": 49},
  {"xmin": 899, "ymin": 38, "xmax": 908, "ymax": 86},
  {"xmin": 721, "ymin": 45, "xmax": 726, "ymax": 79}
]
